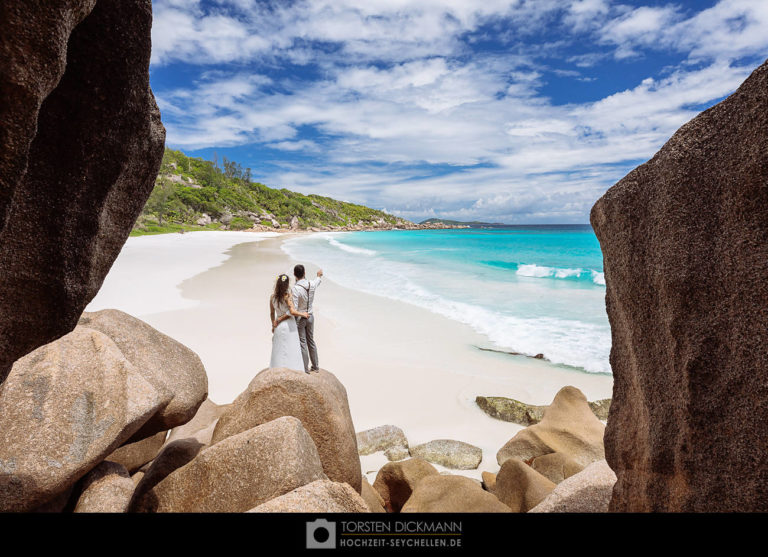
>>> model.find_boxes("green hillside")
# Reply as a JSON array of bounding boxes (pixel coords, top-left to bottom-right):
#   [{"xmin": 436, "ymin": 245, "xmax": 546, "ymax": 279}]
[{"xmin": 132, "ymin": 148, "xmax": 411, "ymax": 235}]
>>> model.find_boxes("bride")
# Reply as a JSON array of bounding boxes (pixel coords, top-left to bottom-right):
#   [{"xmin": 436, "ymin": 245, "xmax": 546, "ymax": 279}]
[{"xmin": 269, "ymin": 273, "xmax": 309, "ymax": 372}]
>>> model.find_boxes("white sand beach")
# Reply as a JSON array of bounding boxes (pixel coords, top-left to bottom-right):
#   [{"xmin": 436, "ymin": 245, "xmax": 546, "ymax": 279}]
[{"xmin": 88, "ymin": 231, "xmax": 613, "ymax": 483}]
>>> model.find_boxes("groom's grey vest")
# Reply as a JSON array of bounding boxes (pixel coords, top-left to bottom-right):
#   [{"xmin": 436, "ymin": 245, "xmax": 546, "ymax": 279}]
[{"xmin": 298, "ymin": 280, "xmax": 314, "ymax": 313}]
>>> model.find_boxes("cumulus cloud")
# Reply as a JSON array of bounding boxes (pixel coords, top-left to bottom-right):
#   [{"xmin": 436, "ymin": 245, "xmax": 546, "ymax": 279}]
[{"xmin": 150, "ymin": 0, "xmax": 768, "ymax": 222}]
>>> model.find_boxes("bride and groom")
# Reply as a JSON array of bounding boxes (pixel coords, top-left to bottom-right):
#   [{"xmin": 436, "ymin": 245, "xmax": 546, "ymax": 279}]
[{"xmin": 269, "ymin": 264, "xmax": 323, "ymax": 373}]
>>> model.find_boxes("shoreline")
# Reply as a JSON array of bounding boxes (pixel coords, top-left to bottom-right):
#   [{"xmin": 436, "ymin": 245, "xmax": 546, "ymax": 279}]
[
  {"xmin": 129, "ymin": 221, "xmax": 470, "ymax": 238},
  {"xmin": 90, "ymin": 233, "xmax": 613, "ymax": 483}
]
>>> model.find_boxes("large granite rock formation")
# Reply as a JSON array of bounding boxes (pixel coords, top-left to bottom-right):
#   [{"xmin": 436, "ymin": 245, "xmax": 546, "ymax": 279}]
[
  {"xmin": 496, "ymin": 386, "xmax": 605, "ymax": 467},
  {"xmin": 531, "ymin": 451, "xmax": 583, "ymax": 484},
  {"xmin": 73, "ymin": 461, "xmax": 134, "ymax": 513},
  {"xmin": 372, "ymin": 458, "xmax": 439, "ymax": 513},
  {"xmin": 211, "ymin": 368, "xmax": 361, "ymax": 492},
  {"xmin": 133, "ymin": 416, "xmax": 326, "ymax": 512},
  {"xmin": 400, "ymin": 475, "xmax": 511, "ymax": 513},
  {"xmin": 591, "ymin": 59, "xmax": 768, "ymax": 512},
  {"xmin": 106, "ymin": 431, "xmax": 167, "ymax": 473},
  {"xmin": 361, "ymin": 477, "xmax": 387, "ymax": 513},
  {"xmin": 79, "ymin": 309, "xmax": 208, "ymax": 439},
  {"xmin": 128, "ymin": 438, "xmax": 206, "ymax": 511},
  {"xmin": 492, "ymin": 458, "xmax": 556, "ymax": 512},
  {"xmin": 248, "ymin": 480, "xmax": 370, "ymax": 513},
  {"xmin": 0, "ymin": 0, "xmax": 165, "ymax": 382},
  {"xmin": 476, "ymin": 395, "xmax": 611, "ymax": 425},
  {"xmin": 0, "ymin": 328, "xmax": 165, "ymax": 511},
  {"xmin": 529, "ymin": 460, "xmax": 616, "ymax": 513},
  {"xmin": 165, "ymin": 398, "xmax": 228, "ymax": 446}
]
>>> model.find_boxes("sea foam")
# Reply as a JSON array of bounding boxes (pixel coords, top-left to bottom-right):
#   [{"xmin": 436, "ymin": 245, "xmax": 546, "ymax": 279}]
[
  {"xmin": 283, "ymin": 232, "xmax": 612, "ymax": 374},
  {"xmin": 327, "ymin": 236, "xmax": 377, "ymax": 256},
  {"xmin": 515, "ymin": 263, "xmax": 605, "ymax": 285}
]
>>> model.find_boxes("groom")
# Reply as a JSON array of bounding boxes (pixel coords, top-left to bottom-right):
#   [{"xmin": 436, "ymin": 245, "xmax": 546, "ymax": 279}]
[{"xmin": 292, "ymin": 264, "xmax": 323, "ymax": 373}]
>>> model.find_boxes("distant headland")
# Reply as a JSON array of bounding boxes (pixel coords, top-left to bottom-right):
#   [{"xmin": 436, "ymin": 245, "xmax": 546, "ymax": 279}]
[{"xmin": 132, "ymin": 148, "xmax": 466, "ymax": 236}]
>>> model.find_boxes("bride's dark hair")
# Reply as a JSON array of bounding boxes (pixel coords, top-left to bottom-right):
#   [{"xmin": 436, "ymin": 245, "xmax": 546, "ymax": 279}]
[{"xmin": 272, "ymin": 273, "xmax": 290, "ymax": 303}]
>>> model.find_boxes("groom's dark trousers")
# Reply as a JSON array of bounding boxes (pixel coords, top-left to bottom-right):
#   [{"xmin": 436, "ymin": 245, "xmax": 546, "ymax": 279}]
[{"xmin": 297, "ymin": 314, "xmax": 318, "ymax": 372}]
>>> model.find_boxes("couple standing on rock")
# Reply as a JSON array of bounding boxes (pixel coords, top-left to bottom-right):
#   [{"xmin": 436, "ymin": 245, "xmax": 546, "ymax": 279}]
[{"xmin": 269, "ymin": 264, "xmax": 323, "ymax": 374}]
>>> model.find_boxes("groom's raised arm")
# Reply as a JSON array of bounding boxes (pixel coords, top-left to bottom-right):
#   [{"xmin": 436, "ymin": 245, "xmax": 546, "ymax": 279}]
[{"xmin": 312, "ymin": 268, "xmax": 324, "ymax": 288}]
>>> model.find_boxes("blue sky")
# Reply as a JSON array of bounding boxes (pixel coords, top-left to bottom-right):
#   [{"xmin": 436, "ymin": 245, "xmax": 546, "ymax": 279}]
[{"xmin": 150, "ymin": 0, "xmax": 768, "ymax": 223}]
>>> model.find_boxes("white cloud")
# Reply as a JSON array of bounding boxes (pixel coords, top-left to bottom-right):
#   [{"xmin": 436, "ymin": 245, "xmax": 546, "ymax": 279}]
[
  {"xmin": 150, "ymin": 0, "xmax": 768, "ymax": 222},
  {"xmin": 597, "ymin": 0, "xmax": 768, "ymax": 62}
]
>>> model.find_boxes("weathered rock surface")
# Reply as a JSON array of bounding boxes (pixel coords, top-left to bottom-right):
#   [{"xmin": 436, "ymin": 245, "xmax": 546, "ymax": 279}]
[
  {"xmin": 401, "ymin": 475, "xmax": 511, "ymax": 513},
  {"xmin": 529, "ymin": 460, "xmax": 616, "ymax": 513},
  {"xmin": 384, "ymin": 446, "xmax": 410, "ymax": 462},
  {"xmin": 372, "ymin": 458, "xmax": 439, "ymax": 513},
  {"xmin": 79, "ymin": 309, "xmax": 208, "ymax": 438},
  {"xmin": 106, "ymin": 430, "xmax": 166, "ymax": 473},
  {"xmin": 0, "ymin": 0, "xmax": 165, "ymax": 382},
  {"xmin": 134, "ymin": 416, "xmax": 326, "ymax": 512},
  {"xmin": 496, "ymin": 386, "xmax": 605, "ymax": 467},
  {"xmin": 493, "ymin": 458, "xmax": 556, "ymax": 512},
  {"xmin": 409, "ymin": 439, "xmax": 482, "ymax": 470},
  {"xmin": 166, "ymin": 398, "xmax": 228, "ymax": 446},
  {"xmin": 129, "ymin": 438, "xmax": 206, "ymax": 511},
  {"xmin": 588, "ymin": 399, "xmax": 611, "ymax": 421},
  {"xmin": 73, "ymin": 461, "xmax": 134, "ymax": 513},
  {"xmin": 212, "ymin": 368, "xmax": 361, "ymax": 492},
  {"xmin": 476, "ymin": 395, "xmax": 611, "ymax": 425},
  {"xmin": 531, "ymin": 452, "xmax": 584, "ymax": 484},
  {"xmin": 476, "ymin": 396, "xmax": 547, "ymax": 425},
  {"xmin": 361, "ymin": 477, "xmax": 386, "ymax": 513},
  {"xmin": 249, "ymin": 480, "xmax": 370, "ymax": 513},
  {"xmin": 0, "ymin": 328, "xmax": 164, "ymax": 512},
  {"xmin": 591, "ymin": 59, "xmax": 768, "ymax": 512},
  {"xmin": 356, "ymin": 425, "xmax": 408, "ymax": 455}
]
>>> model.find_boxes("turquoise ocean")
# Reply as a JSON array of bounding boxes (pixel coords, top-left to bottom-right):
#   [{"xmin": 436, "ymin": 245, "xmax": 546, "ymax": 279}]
[{"xmin": 282, "ymin": 225, "xmax": 610, "ymax": 375}]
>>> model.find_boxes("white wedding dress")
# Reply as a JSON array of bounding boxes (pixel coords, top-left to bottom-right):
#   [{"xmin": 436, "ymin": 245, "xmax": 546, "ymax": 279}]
[{"xmin": 269, "ymin": 296, "xmax": 305, "ymax": 371}]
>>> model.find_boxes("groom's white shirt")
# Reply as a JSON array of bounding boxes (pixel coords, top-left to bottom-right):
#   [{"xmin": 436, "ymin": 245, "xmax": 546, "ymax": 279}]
[{"xmin": 292, "ymin": 276, "xmax": 322, "ymax": 314}]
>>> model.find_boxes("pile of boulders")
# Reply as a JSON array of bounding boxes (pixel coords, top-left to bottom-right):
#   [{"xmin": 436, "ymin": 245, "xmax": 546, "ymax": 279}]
[
  {"xmin": 358, "ymin": 386, "xmax": 616, "ymax": 513},
  {"xmin": 0, "ymin": 308, "xmax": 615, "ymax": 513},
  {"xmin": 0, "ymin": 310, "xmax": 368, "ymax": 513}
]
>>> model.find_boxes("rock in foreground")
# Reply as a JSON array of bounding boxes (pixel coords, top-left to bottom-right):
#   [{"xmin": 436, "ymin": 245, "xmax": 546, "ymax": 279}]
[
  {"xmin": 591, "ymin": 59, "xmax": 768, "ymax": 511},
  {"xmin": 249, "ymin": 480, "xmax": 370, "ymax": 513},
  {"xmin": 79, "ymin": 309, "xmax": 208, "ymax": 439},
  {"xmin": 400, "ymin": 475, "xmax": 511, "ymax": 513},
  {"xmin": 496, "ymin": 386, "xmax": 605, "ymax": 467},
  {"xmin": 409, "ymin": 439, "xmax": 482, "ymax": 470},
  {"xmin": 134, "ymin": 416, "xmax": 325, "ymax": 512},
  {"xmin": 0, "ymin": 328, "xmax": 164, "ymax": 512},
  {"xmin": 493, "ymin": 458, "xmax": 555, "ymax": 512},
  {"xmin": 129, "ymin": 438, "xmax": 206, "ymax": 511},
  {"xmin": 529, "ymin": 460, "xmax": 616, "ymax": 513},
  {"xmin": 531, "ymin": 452, "xmax": 584, "ymax": 484},
  {"xmin": 361, "ymin": 477, "xmax": 387, "ymax": 513},
  {"xmin": 373, "ymin": 458, "xmax": 439, "ymax": 513},
  {"xmin": 476, "ymin": 395, "xmax": 610, "ymax": 425},
  {"xmin": 212, "ymin": 367, "xmax": 361, "ymax": 492},
  {"xmin": 166, "ymin": 398, "xmax": 228, "ymax": 446},
  {"xmin": 0, "ymin": 0, "xmax": 165, "ymax": 382},
  {"xmin": 356, "ymin": 425, "xmax": 408, "ymax": 456},
  {"xmin": 106, "ymin": 430, "xmax": 167, "ymax": 473},
  {"xmin": 73, "ymin": 461, "xmax": 134, "ymax": 513}
]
